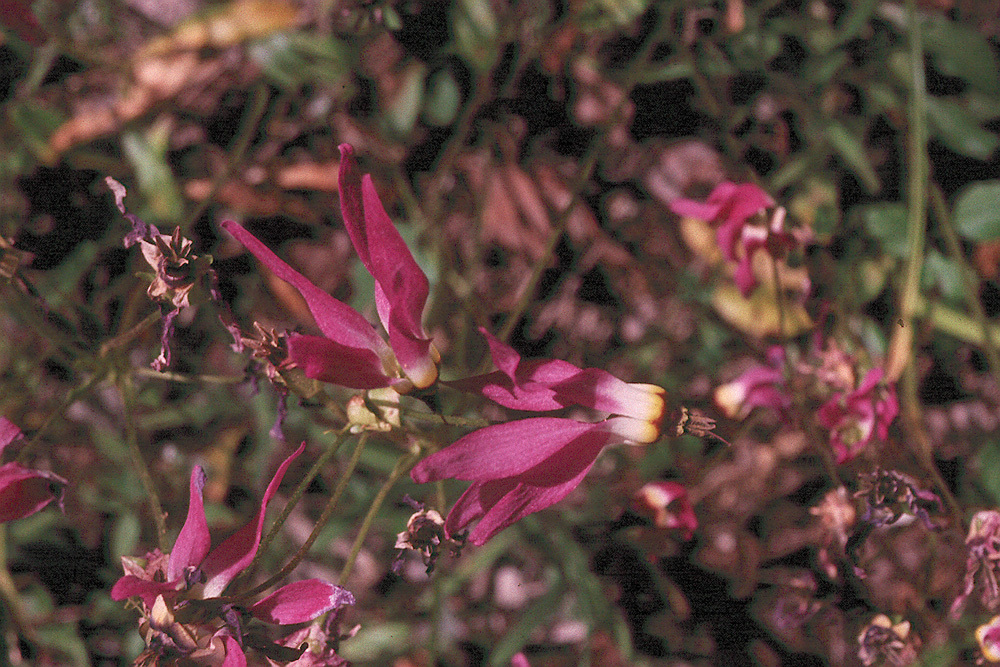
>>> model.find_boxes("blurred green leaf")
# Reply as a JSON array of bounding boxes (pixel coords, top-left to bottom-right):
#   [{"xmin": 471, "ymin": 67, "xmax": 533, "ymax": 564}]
[
  {"xmin": 423, "ymin": 69, "xmax": 462, "ymax": 127},
  {"xmin": 859, "ymin": 202, "xmax": 908, "ymax": 257},
  {"xmin": 923, "ymin": 17, "xmax": 1000, "ymax": 97},
  {"xmin": 36, "ymin": 622, "xmax": 90, "ymax": 666},
  {"xmin": 926, "ymin": 96, "xmax": 999, "ymax": 161},
  {"xmin": 454, "ymin": 0, "xmax": 498, "ymax": 69},
  {"xmin": 954, "ymin": 180, "xmax": 1000, "ymax": 241},
  {"xmin": 251, "ymin": 33, "xmax": 349, "ymax": 90},
  {"xmin": 6, "ymin": 100, "xmax": 64, "ymax": 163},
  {"xmin": 339, "ymin": 622, "xmax": 412, "ymax": 663},
  {"xmin": 577, "ymin": 0, "xmax": 649, "ymax": 32},
  {"xmin": 385, "ymin": 64, "xmax": 426, "ymax": 136},
  {"xmin": 921, "ymin": 249, "xmax": 969, "ymax": 303},
  {"xmin": 825, "ymin": 122, "xmax": 880, "ymax": 193},
  {"xmin": 122, "ymin": 123, "xmax": 184, "ymax": 224}
]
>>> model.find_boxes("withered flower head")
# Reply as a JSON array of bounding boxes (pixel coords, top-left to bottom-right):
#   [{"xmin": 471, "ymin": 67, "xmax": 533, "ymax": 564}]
[
  {"xmin": 857, "ymin": 614, "xmax": 918, "ymax": 666},
  {"xmin": 951, "ymin": 510, "xmax": 1000, "ymax": 619},
  {"xmin": 394, "ymin": 496, "xmax": 464, "ymax": 574},
  {"xmin": 855, "ymin": 469, "xmax": 941, "ymax": 529}
]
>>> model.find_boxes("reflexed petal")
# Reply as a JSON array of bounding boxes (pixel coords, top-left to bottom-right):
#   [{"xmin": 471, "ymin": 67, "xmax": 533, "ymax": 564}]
[
  {"xmin": 0, "ymin": 462, "xmax": 66, "ymax": 523},
  {"xmin": 250, "ymin": 579, "xmax": 355, "ymax": 625},
  {"xmin": 338, "ymin": 145, "xmax": 435, "ymax": 387},
  {"xmin": 167, "ymin": 466, "xmax": 210, "ymax": 581},
  {"xmin": 202, "ymin": 443, "xmax": 305, "ymax": 598},
  {"xmin": 550, "ymin": 369, "xmax": 665, "ymax": 422},
  {"xmin": 411, "ymin": 418, "xmax": 599, "ymax": 483},
  {"xmin": 221, "ymin": 220, "xmax": 387, "ymax": 356},
  {"xmin": 288, "ymin": 334, "xmax": 393, "ymax": 390}
]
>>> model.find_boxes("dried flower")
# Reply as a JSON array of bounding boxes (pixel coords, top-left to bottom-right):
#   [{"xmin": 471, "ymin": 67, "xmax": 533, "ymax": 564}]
[
  {"xmin": 857, "ymin": 614, "xmax": 917, "ymax": 666},
  {"xmin": 977, "ymin": 615, "xmax": 1000, "ymax": 663},
  {"xmin": 952, "ymin": 510, "xmax": 1000, "ymax": 619}
]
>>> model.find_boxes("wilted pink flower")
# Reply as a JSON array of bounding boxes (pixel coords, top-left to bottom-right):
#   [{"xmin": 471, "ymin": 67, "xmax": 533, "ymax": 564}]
[
  {"xmin": 0, "ymin": 418, "xmax": 66, "ymax": 523},
  {"xmin": 714, "ymin": 346, "xmax": 790, "ymax": 419},
  {"xmin": 670, "ymin": 181, "xmax": 775, "ymax": 295},
  {"xmin": 223, "ymin": 144, "xmax": 437, "ymax": 393},
  {"xmin": 816, "ymin": 367, "xmax": 898, "ymax": 464},
  {"xmin": 413, "ymin": 332, "xmax": 665, "ymax": 545},
  {"xmin": 857, "ymin": 614, "xmax": 918, "ymax": 666},
  {"xmin": 952, "ymin": 510, "xmax": 1000, "ymax": 619},
  {"xmin": 631, "ymin": 481, "xmax": 697, "ymax": 540},
  {"xmin": 111, "ymin": 443, "xmax": 354, "ymax": 666}
]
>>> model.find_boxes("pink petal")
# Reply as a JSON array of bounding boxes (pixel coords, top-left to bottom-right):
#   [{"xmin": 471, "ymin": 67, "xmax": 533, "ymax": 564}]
[
  {"xmin": 288, "ymin": 334, "xmax": 393, "ymax": 390},
  {"xmin": 549, "ymin": 369, "xmax": 665, "ymax": 422},
  {"xmin": 464, "ymin": 460, "xmax": 598, "ymax": 546},
  {"xmin": 109, "ymin": 575, "xmax": 179, "ymax": 607},
  {"xmin": 410, "ymin": 418, "xmax": 600, "ymax": 483},
  {"xmin": 668, "ymin": 198, "xmax": 722, "ymax": 221},
  {"xmin": 250, "ymin": 579, "xmax": 355, "ymax": 625},
  {"xmin": 201, "ymin": 442, "xmax": 305, "ymax": 598},
  {"xmin": 511, "ymin": 653, "xmax": 531, "ymax": 667},
  {"xmin": 0, "ymin": 417, "xmax": 23, "ymax": 457},
  {"xmin": 338, "ymin": 145, "xmax": 435, "ymax": 387},
  {"xmin": 167, "ymin": 466, "xmax": 210, "ymax": 581},
  {"xmin": 720, "ymin": 183, "xmax": 774, "ymax": 225},
  {"xmin": 221, "ymin": 220, "xmax": 388, "ymax": 356},
  {"xmin": 221, "ymin": 635, "xmax": 247, "ymax": 667},
  {"xmin": 0, "ymin": 462, "xmax": 66, "ymax": 523}
]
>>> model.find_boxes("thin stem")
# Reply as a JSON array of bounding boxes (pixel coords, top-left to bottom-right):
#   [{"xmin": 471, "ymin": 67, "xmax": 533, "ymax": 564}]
[
  {"xmin": 132, "ymin": 367, "xmax": 247, "ymax": 384},
  {"xmin": 18, "ymin": 371, "xmax": 104, "ymax": 464},
  {"xmin": 0, "ymin": 525, "xmax": 40, "ymax": 649},
  {"xmin": 337, "ymin": 446, "xmax": 421, "ymax": 587},
  {"xmin": 256, "ymin": 429, "xmax": 349, "ymax": 560},
  {"xmin": 119, "ymin": 374, "xmax": 168, "ymax": 551},
  {"xmin": 99, "ymin": 310, "xmax": 162, "ymax": 359},
  {"xmin": 929, "ymin": 182, "xmax": 1000, "ymax": 383},
  {"xmin": 181, "ymin": 84, "xmax": 271, "ymax": 230},
  {"xmin": 496, "ymin": 13, "xmax": 669, "ymax": 346},
  {"xmin": 235, "ymin": 433, "xmax": 369, "ymax": 600}
]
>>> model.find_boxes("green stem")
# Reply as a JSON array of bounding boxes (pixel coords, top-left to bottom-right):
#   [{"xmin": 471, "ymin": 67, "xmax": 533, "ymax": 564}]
[
  {"xmin": 18, "ymin": 371, "xmax": 104, "ymax": 464},
  {"xmin": 235, "ymin": 433, "xmax": 369, "ymax": 600},
  {"xmin": 119, "ymin": 375, "xmax": 168, "ymax": 551},
  {"xmin": 256, "ymin": 429, "xmax": 349, "ymax": 560},
  {"xmin": 0, "ymin": 525, "xmax": 40, "ymax": 648},
  {"xmin": 337, "ymin": 446, "xmax": 420, "ymax": 587}
]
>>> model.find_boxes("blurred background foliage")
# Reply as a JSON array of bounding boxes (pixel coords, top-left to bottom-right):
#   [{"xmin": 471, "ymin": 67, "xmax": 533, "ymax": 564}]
[{"xmin": 2, "ymin": 0, "xmax": 1000, "ymax": 665}]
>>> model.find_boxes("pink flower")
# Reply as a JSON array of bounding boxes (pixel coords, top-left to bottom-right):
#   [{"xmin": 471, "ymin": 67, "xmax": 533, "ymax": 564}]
[
  {"xmin": 222, "ymin": 144, "xmax": 437, "ymax": 392},
  {"xmin": 631, "ymin": 481, "xmax": 697, "ymax": 540},
  {"xmin": 670, "ymin": 181, "xmax": 778, "ymax": 296},
  {"xmin": 413, "ymin": 332, "xmax": 665, "ymax": 545},
  {"xmin": 0, "ymin": 418, "xmax": 66, "ymax": 523},
  {"xmin": 111, "ymin": 443, "xmax": 354, "ymax": 666},
  {"xmin": 714, "ymin": 346, "xmax": 790, "ymax": 419},
  {"xmin": 816, "ymin": 367, "xmax": 898, "ymax": 464}
]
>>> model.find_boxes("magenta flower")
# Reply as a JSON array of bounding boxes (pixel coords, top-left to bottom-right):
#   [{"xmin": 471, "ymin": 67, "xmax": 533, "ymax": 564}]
[
  {"xmin": 669, "ymin": 181, "xmax": 776, "ymax": 296},
  {"xmin": 714, "ymin": 346, "xmax": 790, "ymax": 419},
  {"xmin": 111, "ymin": 443, "xmax": 354, "ymax": 666},
  {"xmin": 816, "ymin": 367, "xmax": 898, "ymax": 464},
  {"xmin": 413, "ymin": 331, "xmax": 665, "ymax": 545},
  {"xmin": 0, "ymin": 418, "xmax": 66, "ymax": 523},
  {"xmin": 222, "ymin": 144, "xmax": 437, "ymax": 392}
]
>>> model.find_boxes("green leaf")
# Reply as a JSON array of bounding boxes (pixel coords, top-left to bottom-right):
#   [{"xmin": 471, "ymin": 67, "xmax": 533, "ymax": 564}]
[
  {"xmin": 859, "ymin": 202, "xmax": 908, "ymax": 257},
  {"xmin": 926, "ymin": 96, "xmax": 999, "ymax": 161},
  {"xmin": 825, "ymin": 122, "xmax": 880, "ymax": 193},
  {"xmin": 954, "ymin": 180, "xmax": 1000, "ymax": 241},
  {"xmin": 423, "ymin": 69, "xmax": 462, "ymax": 127},
  {"xmin": 921, "ymin": 249, "xmax": 969, "ymax": 303},
  {"xmin": 923, "ymin": 17, "xmax": 1000, "ymax": 97}
]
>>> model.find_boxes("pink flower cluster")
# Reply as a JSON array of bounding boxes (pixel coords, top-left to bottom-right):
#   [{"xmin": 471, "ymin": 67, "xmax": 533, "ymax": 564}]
[
  {"xmin": 110, "ymin": 444, "xmax": 353, "ymax": 666},
  {"xmin": 223, "ymin": 145, "xmax": 680, "ymax": 547},
  {"xmin": 670, "ymin": 181, "xmax": 802, "ymax": 296},
  {"xmin": 714, "ymin": 344, "xmax": 898, "ymax": 463}
]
